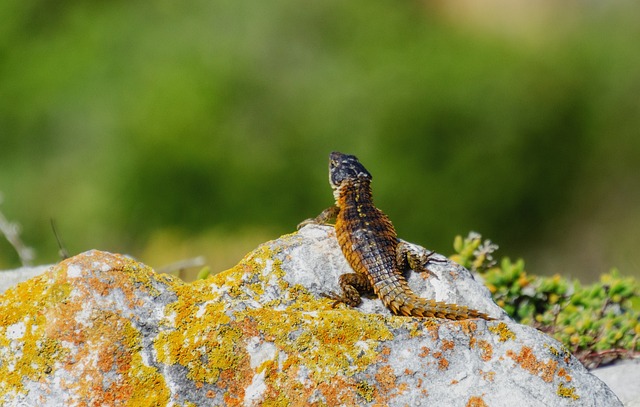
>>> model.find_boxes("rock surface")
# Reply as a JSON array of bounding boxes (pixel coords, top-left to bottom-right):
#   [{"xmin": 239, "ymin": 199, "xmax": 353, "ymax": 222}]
[
  {"xmin": 0, "ymin": 225, "xmax": 622, "ymax": 406},
  {"xmin": 592, "ymin": 359, "xmax": 640, "ymax": 407},
  {"xmin": 0, "ymin": 264, "xmax": 50, "ymax": 294}
]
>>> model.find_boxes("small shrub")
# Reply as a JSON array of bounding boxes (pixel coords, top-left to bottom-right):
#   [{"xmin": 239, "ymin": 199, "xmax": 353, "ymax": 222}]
[{"xmin": 451, "ymin": 232, "xmax": 640, "ymax": 368}]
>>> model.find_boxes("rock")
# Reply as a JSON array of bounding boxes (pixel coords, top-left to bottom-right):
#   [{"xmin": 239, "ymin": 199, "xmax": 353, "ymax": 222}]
[
  {"xmin": 0, "ymin": 264, "xmax": 51, "ymax": 294},
  {"xmin": 0, "ymin": 225, "xmax": 622, "ymax": 406},
  {"xmin": 592, "ymin": 359, "xmax": 640, "ymax": 407}
]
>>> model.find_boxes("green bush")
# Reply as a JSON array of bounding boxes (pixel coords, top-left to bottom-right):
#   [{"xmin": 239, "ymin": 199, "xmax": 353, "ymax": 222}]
[
  {"xmin": 1, "ymin": 1, "xmax": 640, "ymax": 272},
  {"xmin": 452, "ymin": 232, "xmax": 640, "ymax": 368}
]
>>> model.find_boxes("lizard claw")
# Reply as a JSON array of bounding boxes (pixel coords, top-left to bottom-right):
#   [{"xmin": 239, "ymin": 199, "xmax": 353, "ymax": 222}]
[
  {"xmin": 424, "ymin": 250, "xmax": 448, "ymax": 264},
  {"xmin": 321, "ymin": 292, "xmax": 346, "ymax": 308},
  {"xmin": 297, "ymin": 218, "xmax": 316, "ymax": 230}
]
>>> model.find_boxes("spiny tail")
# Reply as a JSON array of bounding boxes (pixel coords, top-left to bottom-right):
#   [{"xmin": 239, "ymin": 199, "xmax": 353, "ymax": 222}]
[{"xmin": 385, "ymin": 292, "xmax": 493, "ymax": 321}]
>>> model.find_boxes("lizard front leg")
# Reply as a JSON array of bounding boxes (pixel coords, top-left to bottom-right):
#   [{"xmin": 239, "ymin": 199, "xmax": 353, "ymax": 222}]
[
  {"xmin": 323, "ymin": 272, "xmax": 373, "ymax": 308},
  {"xmin": 297, "ymin": 205, "xmax": 339, "ymax": 229},
  {"xmin": 396, "ymin": 241, "xmax": 444, "ymax": 278}
]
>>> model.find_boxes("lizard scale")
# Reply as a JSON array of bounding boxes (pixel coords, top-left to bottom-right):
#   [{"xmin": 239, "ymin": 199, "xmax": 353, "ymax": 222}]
[{"xmin": 299, "ymin": 151, "xmax": 493, "ymax": 320}]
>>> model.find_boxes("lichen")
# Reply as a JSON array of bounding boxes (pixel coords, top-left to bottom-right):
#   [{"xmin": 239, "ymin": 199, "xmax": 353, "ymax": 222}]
[
  {"xmin": 356, "ymin": 380, "xmax": 376, "ymax": 402},
  {"xmin": 506, "ymin": 346, "xmax": 560, "ymax": 384},
  {"xmin": 154, "ymin": 300, "xmax": 243, "ymax": 385},
  {"xmin": 0, "ymin": 272, "xmax": 70, "ymax": 397},
  {"xmin": 0, "ymin": 252, "xmax": 173, "ymax": 405},
  {"xmin": 474, "ymin": 339, "xmax": 493, "ymax": 361},
  {"xmin": 544, "ymin": 343, "xmax": 572, "ymax": 364},
  {"xmin": 489, "ymin": 322, "xmax": 515, "ymax": 342},
  {"xmin": 466, "ymin": 396, "xmax": 489, "ymax": 407},
  {"xmin": 374, "ymin": 365, "xmax": 398, "ymax": 403},
  {"xmin": 557, "ymin": 382, "xmax": 580, "ymax": 400},
  {"xmin": 0, "ymin": 239, "xmax": 600, "ymax": 406},
  {"xmin": 245, "ymin": 307, "xmax": 394, "ymax": 382}
]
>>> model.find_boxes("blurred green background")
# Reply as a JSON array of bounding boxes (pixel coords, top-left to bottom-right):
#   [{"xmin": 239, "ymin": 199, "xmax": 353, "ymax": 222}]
[{"xmin": 1, "ymin": 1, "xmax": 639, "ymax": 281}]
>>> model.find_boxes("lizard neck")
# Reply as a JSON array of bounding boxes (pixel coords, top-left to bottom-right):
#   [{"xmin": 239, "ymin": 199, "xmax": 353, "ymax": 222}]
[{"xmin": 334, "ymin": 180, "xmax": 374, "ymax": 209}]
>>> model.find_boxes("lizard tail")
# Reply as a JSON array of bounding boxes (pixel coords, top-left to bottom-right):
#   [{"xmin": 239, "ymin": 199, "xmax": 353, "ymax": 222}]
[{"xmin": 386, "ymin": 292, "xmax": 494, "ymax": 320}]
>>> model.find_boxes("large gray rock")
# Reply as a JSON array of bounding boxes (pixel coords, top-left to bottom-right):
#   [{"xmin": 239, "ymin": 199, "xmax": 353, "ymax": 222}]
[
  {"xmin": 0, "ymin": 264, "xmax": 51, "ymax": 294},
  {"xmin": 0, "ymin": 225, "xmax": 622, "ymax": 406}
]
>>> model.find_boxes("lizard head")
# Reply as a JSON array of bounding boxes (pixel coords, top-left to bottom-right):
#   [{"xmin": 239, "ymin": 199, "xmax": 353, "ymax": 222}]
[{"xmin": 328, "ymin": 152, "xmax": 372, "ymax": 191}]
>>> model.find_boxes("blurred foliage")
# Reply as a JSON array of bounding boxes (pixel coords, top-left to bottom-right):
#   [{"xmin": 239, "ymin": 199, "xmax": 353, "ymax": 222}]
[
  {"xmin": 453, "ymin": 232, "xmax": 640, "ymax": 368},
  {"xmin": 1, "ymin": 1, "xmax": 639, "ymax": 278}
]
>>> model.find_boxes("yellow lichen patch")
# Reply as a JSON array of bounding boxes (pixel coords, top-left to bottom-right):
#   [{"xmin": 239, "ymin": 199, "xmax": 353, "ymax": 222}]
[
  {"xmin": 154, "ymin": 301, "xmax": 244, "ymax": 385},
  {"xmin": 557, "ymin": 382, "xmax": 580, "ymax": 400},
  {"xmin": 277, "ymin": 284, "xmax": 325, "ymax": 313},
  {"xmin": 356, "ymin": 380, "xmax": 376, "ymax": 402},
  {"xmin": 545, "ymin": 343, "xmax": 572, "ymax": 364},
  {"xmin": 165, "ymin": 280, "xmax": 228, "ymax": 327},
  {"xmin": 507, "ymin": 346, "xmax": 560, "ymax": 383},
  {"xmin": 0, "ymin": 270, "xmax": 62, "ymax": 327},
  {"xmin": 488, "ymin": 322, "xmax": 515, "ymax": 342},
  {"xmin": 0, "ymin": 324, "xmax": 67, "ymax": 396},
  {"xmin": 405, "ymin": 320, "xmax": 426, "ymax": 338},
  {"xmin": 211, "ymin": 239, "xmax": 305, "ymax": 310},
  {"xmin": 222, "ymin": 239, "xmax": 285, "ymax": 282},
  {"xmin": 244, "ymin": 308, "xmax": 394, "ymax": 384},
  {"xmin": 127, "ymin": 359, "xmax": 171, "ymax": 407},
  {"xmin": 1, "ymin": 252, "xmax": 175, "ymax": 403},
  {"xmin": 151, "ymin": 243, "xmax": 298, "ymax": 395},
  {"xmin": 0, "ymin": 272, "xmax": 70, "ymax": 396}
]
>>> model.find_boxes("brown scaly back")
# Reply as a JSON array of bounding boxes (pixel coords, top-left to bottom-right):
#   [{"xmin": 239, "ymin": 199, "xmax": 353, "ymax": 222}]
[{"xmin": 323, "ymin": 152, "xmax": 493, "ymax": 321}]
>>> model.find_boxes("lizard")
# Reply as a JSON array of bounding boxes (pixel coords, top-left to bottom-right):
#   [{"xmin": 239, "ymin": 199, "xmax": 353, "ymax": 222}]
[{"xmin": 298, "ymin": 151, "xmax": 493, "ymax": 320}]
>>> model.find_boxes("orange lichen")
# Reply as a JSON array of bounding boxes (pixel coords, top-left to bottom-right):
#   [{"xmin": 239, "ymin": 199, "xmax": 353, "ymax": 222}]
[
  {"xmin": 438, "ymin": 358, "xmax": 450, "ymax": 370},
  {"xmin": 430, "ymin": 350, "xmax": 450, "ymax": 371},
  {"xmin": 459, "ymin": 319, "xmax": 478, "ymax": 333},
  {"xmin": 478, "ymin": 369, "xmax": 496, "ymax": 382},
  {"xmin": 441, "ymin": 339, "xmax": 455, "ymax": 352},
  {"xmin": 153, "ymin": 235, "xmax": 412, "ymax": 405},
  {"xmin": 475, "ymin": 339, "xmax": 493, "ymax": 361},
  {"xmin": 557, "ymin": 368, "xmax": 572, "ymax": 382},
  {"xmin": 507, "ymin": 346, "xmax": 564, "ymax": 386},
  {"xmin": 0, "ymin": 242, "xmax": 518, "ymax": 406},
  {"xmin": 1, "ymin": 251, "xmax": 172, "ymax": 405},
  {"xmin": 374, "ymin": 365, "xmax": 397, "ymax": 402},
  {"xmin": 466, "ymin": 395, "xmax": 488, "ymax": 407},
  {"xmin": 396, "ymin": 382, "xmax": 409, "ymax": 396}
]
